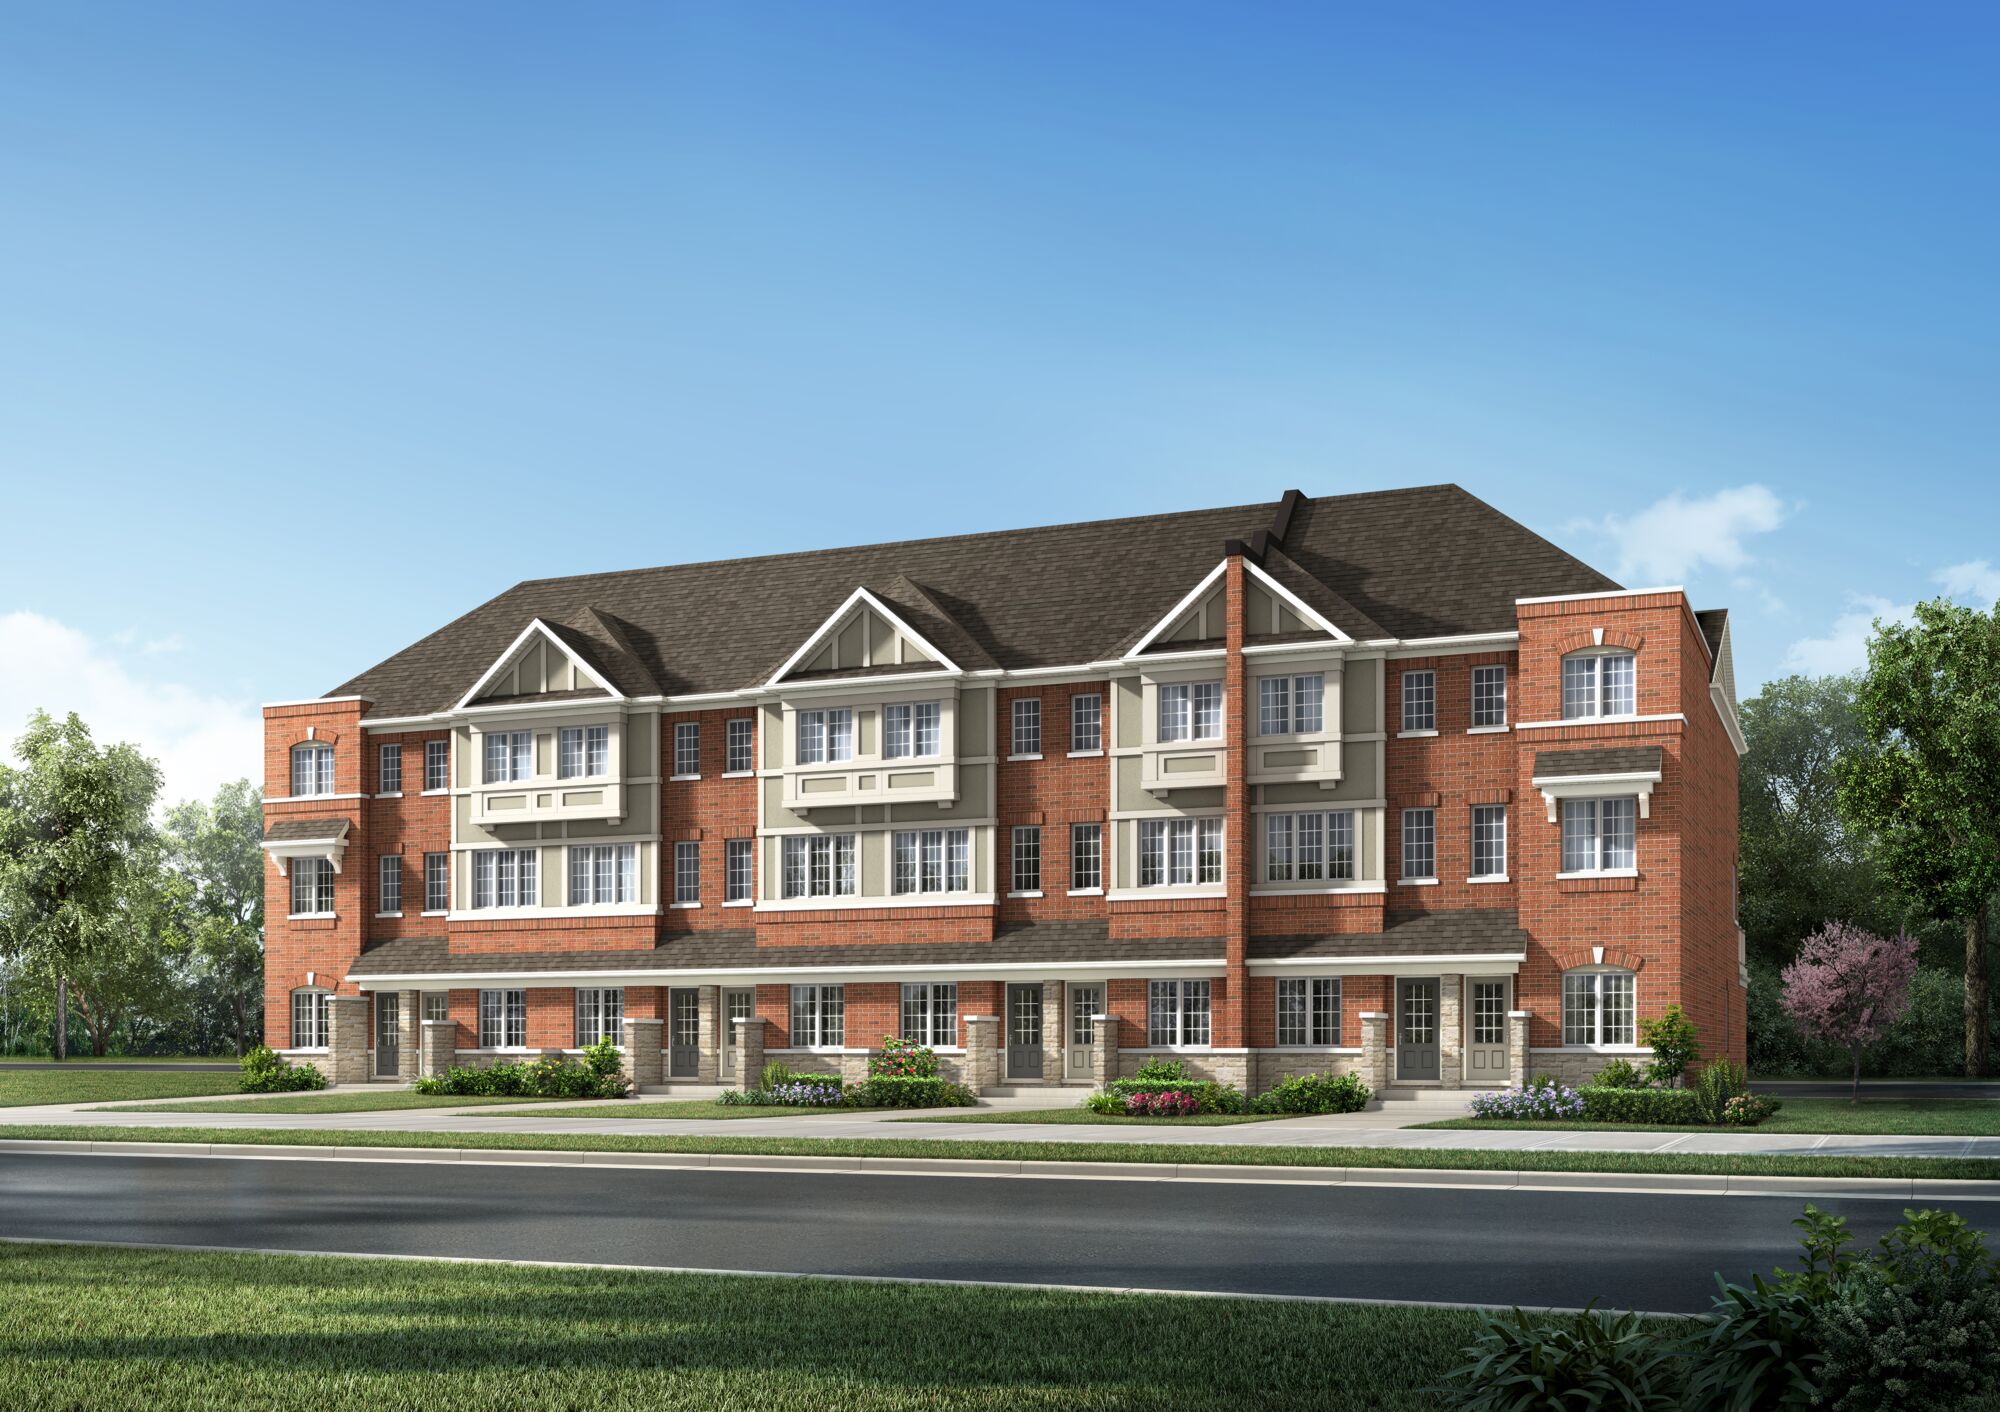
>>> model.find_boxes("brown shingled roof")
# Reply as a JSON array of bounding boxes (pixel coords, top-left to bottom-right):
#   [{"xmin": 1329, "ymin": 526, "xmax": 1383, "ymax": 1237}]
[
  {"xmin": 1248, "ymin": 909, "xmax": 1530, "ymax": 962},
  {"xmin": 1531, "ymin": 746, "xmax": 1665, "ymax": 779},
  {"xmin": 261, "ymin": 817, "xmax": 350, "ymax": 844}
]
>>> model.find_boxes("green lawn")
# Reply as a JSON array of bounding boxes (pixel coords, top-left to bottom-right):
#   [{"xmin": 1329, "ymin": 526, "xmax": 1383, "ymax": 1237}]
[
  {"xmin": 0, "ymin": 1055, "xmax": 235, "ymax": 1065},
  {"xmin": 5, "ymin": 1123, "xmax": 1997, "ymax": 1181},
  {"xmin": 0, "ymin": 1242, "xmax": 1504, "ymax": 1411},
  {"xmin": 497, "ymin": 1100, "xmax": 888, "ymax": 1119},
  {"xmin": 1422, "ymin": 1097, "xmax": 2000, "ymax": 1138},
  {"xmin": 897, "ymin": 1107, "xmax": 1286, "ymax": 1126},
  {"xmin": 0, "ymin": 1069, "xmax": 244, "ymax": 1107},
  {"xmin": 96, "ymin": 1093, "xmax": 563, "ymax": 1115}
]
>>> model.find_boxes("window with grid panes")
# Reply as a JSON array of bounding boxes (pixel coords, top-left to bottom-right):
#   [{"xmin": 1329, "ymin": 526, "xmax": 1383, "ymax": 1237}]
[
  {"xmin": 1401, "ymin": 671, "xmax": 1436, "ymax": 732},
  {"xmin": 1471, "ymin": 665, "xmax": 1507, "ymax": 727},
  {"xmin": 1277, "ymin": 977, "xmax": 1340, "ymax": 1046}
]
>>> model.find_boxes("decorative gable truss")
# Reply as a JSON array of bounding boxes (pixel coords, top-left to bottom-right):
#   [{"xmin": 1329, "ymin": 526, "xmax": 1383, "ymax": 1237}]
[
  {"xmin": 767, "ymin": 586, "xmax": 963, "ymax": 686},
  {"xmin": 1127, "ymin": 557, "xmax": 1352, "ymax": 658},
  {"xmin": 455, "ymin": 618, "xmax": 626, "ymax": 710}
]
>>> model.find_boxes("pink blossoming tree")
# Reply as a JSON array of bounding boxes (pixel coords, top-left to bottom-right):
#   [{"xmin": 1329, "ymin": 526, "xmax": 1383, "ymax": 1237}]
[{"xmin": 1781, "ymin": 922, "xmax": 1919, "ymax": 1103}]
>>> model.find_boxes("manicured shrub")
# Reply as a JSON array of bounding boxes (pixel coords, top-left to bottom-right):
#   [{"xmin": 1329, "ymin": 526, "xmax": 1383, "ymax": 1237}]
[
  {"xmin": 1124, "ymin": 1089, "xmax": 1200, "ymax": 1117},
  {"xmin": 1438, "ymin": 1307, "xmax": 1685, "ymax": 1411},
  {"xmin": 1466, "ymin": 1080, "xmax": 1583, "ymax": 1121},
  {"xmin": 412, "ymin": 1044, "xmax": 625, "ymax": 1099},
  {"xmin": 1131, "ymin": 1056, "xmax": 1194, "ymax": 1083},
  {"xmin": 849, "ymin": 1076, "xmax": 974, "ymax": 1108},
  {"xmin": 1251, "ymin": 1071, "xmax": 1372, "ymax": 1115},
  {"xmin": 1106, "ymin": 1077, "xmax": 1245, "ymax": 1114},
  {"xmin": 866, "ymin": 1038, "xmax": 938, "ymax": 1079},
  {"xmin": 238, "ymin": 1045, "xmax": 328, "ymax": 1093},
  {"xmin": 1590, "ymin": 1056, "xmax": 1648, "ymax": 1089},
  {"xmin": 1576, "ymin": 1085, "xmax": 1704, "ymax": 1125},
  {"xmin": 1723, "ymin": 1094, "xmax": 1779, "ymax": 1127}
]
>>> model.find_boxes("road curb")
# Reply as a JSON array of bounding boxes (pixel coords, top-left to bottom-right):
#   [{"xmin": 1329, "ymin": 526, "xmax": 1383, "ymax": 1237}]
[{"xmin": 6, "ymin": 1137, "xmax": 1996, "ymax": 1199}]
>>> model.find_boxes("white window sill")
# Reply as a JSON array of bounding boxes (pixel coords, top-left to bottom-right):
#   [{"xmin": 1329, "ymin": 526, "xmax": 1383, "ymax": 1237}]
[
  {"xmin": 287, "ymin": 912, "xmax": 337, "ymax": 921},
  {"xmin": 1007, "ymin": 753, "xmax": 1043, "ymax": 762},
  {"xmin": 421, "ymin": 788, "xmax": 449, "ymax": 796},
  {"xmin": 721, "ymin": 770, "xmax": 753, "ymax": 779},
  {"xmin": 670, "ymin": 901, "xmax": 701, "ymax": 910},
  {"xmin": 1397, "ymin": 728, "xmax": 1438, "ymax": 739},
  {"xmin": 1396, "ymin": 878, "xmax": 1439, "ymax": 887},
  {"xmin": 1066, "ymin": 749, "xmax": 1104, "ymax": 758},
  {"xmin": 374, "ymin": 911, "xmax": 403, "ymax": 919},
  {"xmin": 374, "ymin": 791, "xmax": 404, "ymax": 799},
  {"xmin": 1007, "ymin": 889, "xmax": 1044, "ymax": 899},
  {"xmin": 1067, "ymin": 886, "xmax": 1104, "ymax": 897},
  {"xmin": 289, "ymin": 1048, "xmax": 330, "ymax": 1056},
  {"xmin": 420, "ymin": 910, "xmax": 446, "ymax": 918},
  {"xmin": 670, "ymin": 773, "xmax": 701, "ymax": 782},
  {"xmin": 1556, "ymin": 868, "xmax": 1639, "ymax": 880},
  {"xmin": 267, "ymin": 792, "xmax": 364, "ymax": 804},
  {"xmin": 1267, "ymin": 1045, "xmax": 1365, "ymax": 1055},
  {"xmin": 1549, "ymin": 1044, "xmax": 1648, "ymax": 1054},
  {"xmin": 1466, "ymin": 725, "xmax": 1510, "ymax": 735},
  {"xmin": 722, "ymin": 898, "xmax": 754, "ymax": 908},
  {"xmin": 1467, "ymin": 875, "xmax": 1510, "ymax": 885}
]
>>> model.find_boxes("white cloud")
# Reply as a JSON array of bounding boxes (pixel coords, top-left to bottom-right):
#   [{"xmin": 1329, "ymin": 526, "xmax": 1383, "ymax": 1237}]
[
  {"xmin": 1936, "ymin": 559, "xmax": 2000, "ymax": 606},
  {"xmin": 1579, "ymin": 485, "xmax": 1790, "ymax": 586},
  {"xmin": 1781, "ymin": 595, "xmax": 1912, "ymax": 677},
  {"xmin": 0, "ymin": 611, "xmax": 262, "ymax": 808}
]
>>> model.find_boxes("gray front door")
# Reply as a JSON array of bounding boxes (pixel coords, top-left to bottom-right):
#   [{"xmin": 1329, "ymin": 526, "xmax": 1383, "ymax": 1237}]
[
  {"xmin": 720, "ymin": 988, "xmax": 753, "ymax": 1078},
  {"xmin": 669, "ymin": 988, "xmax": 700, "ymax": 1079},
  {"xmin": 375, "ymin": 992, "xmax": 399, "ymax": 1078},
  {"xmin": 1006, "ymin": 984, "xmax": 1043, "ymax": 1079},
  {"xmin": 1067, "ymin": 984, "xmax": 1103, "ymax": 1079},
  {"xmin": 1466, "ymin": 978, "xmax": 1510, "ymax": 1084},
  {"xmin": 1396, "ymin": 978, "xmax": 1440, "ymax": 1082}
]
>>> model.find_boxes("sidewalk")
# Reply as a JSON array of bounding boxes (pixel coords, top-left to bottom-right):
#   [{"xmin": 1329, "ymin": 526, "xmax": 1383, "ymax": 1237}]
[{"xmin": 1, "ymin": 1092, "xmax": 1996, "ymax": 1161}]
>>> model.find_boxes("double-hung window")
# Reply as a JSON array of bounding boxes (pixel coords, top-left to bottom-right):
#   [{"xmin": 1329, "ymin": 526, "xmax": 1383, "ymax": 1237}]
[
  {"xmin": 1471, "ymin": 665, "xmax": 1508, "ymax": 728},
  {"xmin": 290, "ymin": 989, "xmax": 330, "ymax": 1049},
  {"xmin": 377, "ymin": 855, "xmax": 402, "ymax": 914},
  {"xmin": 1562, "ymin": 971, "xmax": 1636, "ymax": 1046},
  {"xmin": 1471, "ymin": 805, "xmax": 1508, "ymax": 879},
  {"xmin": 1010, "ymin": 826, "xmax": 1041, "ymax": 893},
  {"xmin": 796, "ymin": 709, "xmax": 854, "ymax": 765},
  {"xmin": 782, "ymin": 834, "xmax": 858, "ymax": 898},
  {"xmin": 1561, "ymin": 798, "xmax": 1637, "ymax": 873},
  {"xmin": 883, "ymin": 701, "xmax": 941, "ymax": 759},
  {"xmin": 291, "ymin": 743, "xmax": 336, "ymax": 797},
  {"xmin": 1070, "ymin": 822, "xmax": 1102, "ymax": 891},
  {"xmin": 1277, "ymin": 977, "xmax": 1341, "ymax": 1047},
  {"xmin": 673, "ymin": 722, "xmax": 700, "ymax": 776},
  {"xmin": 471, "ymin": 848, "xmax": 538, "ymax": 908},
  {"xmin": 1562, "ymin": 652, "xmax": 1636, "ymax": 719},
  {"xmin": 575, "ymin": 987, "xmax": 624, "ymax": 1047},
  {"xmin": 1147, "ymin": 979, "xmax": 1211, "ymax": 1047},
  {"xmin": 900, "ymin": 983, "xmax": 958, "ymax": 1047},
  {"xmin": 791, "ymin": 984, "xmax": 845, "ymax": 1047},
  {"xmin": 479, "ymin": 988, "xmax": 527, "ymax": 1049},
  {"xmin": 1401, "ymin": 808, "xmax": 1437, "ymax": 882},
  {"xmin": 1401, "ymin": 671, "xmax": 1436, "ymax": 732},
  {"xmin": 1070, "ymin": 694, "xmax": 1102, "ymax": 752},
  {"xmin": 891, "ymin": 828, "xmax": 970, "ymax": 895},
  {"xmin": 568, "ymin": 844, "xmax": 637, "ymax": 905},
  {"xmin": 725, "ymin": 838, "xmax": 753, "ymax": 902},
  {"xmin": 1257, "ymin": 674, "xmax": 1325, "ymax": 735},
  {"xmin": 1138, "ymin": 818, "xmax": 1223, "ymax": 887},
  {"xmin": 378, "ymin": 743, "xmax": 402, "ymax": 793},
  {"xmin": 558, "ymin": 725, "xmax": 609, "ymax": 779},
  {"xmin": 674, "ymin": 841, "xmax": 700, "ymax": 904},
  {"xmin": 1263, "ymin": 810, "xmax": 1356, "ymax": 883},
  {"xmin": 482, "ymin": 730, "xmax": 532, "ymax": 784},
  {"xmin": 290, "ymin": 857, "xmax": 335, "ymax": 916},
  {"xmin": 423, "ymin": 852, "xmax": 450, "ymax": 912},
  {"xmin": 1158, "ymin": 682, "xmax": 1223, "ymax": 742},
  {"xmin": 424, "ymin": 739, "xmax": 449, "ymax": 791},
  {"xmin": 725, "ymin": 718, "xmax": 755, "ymax": 773},
  {"xmin": 1011, "ymin": 698, "xmax": 1041, "ymax": 756}
]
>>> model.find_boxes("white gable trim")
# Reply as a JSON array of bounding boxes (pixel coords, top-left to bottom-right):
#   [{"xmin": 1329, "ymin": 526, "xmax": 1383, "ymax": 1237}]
[
  {"xmin": 1127, "ymin": 560, "xmax": 1227, "ymax": 658},
  {"xmin": 1243, "ymin": 559, "xmax": 1351, "ymax": 643},
  {"xmin": 453, "ymin": 619, "xmax": 625, "ymax": 712},
  {"xmin": 766, "ymin": 587, "xmax": 963, "ymax": 687}
]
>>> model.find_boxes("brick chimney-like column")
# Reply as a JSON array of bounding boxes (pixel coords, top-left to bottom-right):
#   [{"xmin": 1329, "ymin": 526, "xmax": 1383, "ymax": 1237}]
[{"xmin": 1221, "ymin": 550, "xmax": 1250, "ymax": 1049}]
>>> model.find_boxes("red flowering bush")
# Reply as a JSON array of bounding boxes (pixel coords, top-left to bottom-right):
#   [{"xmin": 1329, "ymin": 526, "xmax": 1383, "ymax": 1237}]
[
  {"xmin": 868, "ymin": 1037, "xmax": 939, "ymax": 1079},
  {"xmin": 1124, "ymin": 1089, "xmax": 1200, "ymax": 1117}
]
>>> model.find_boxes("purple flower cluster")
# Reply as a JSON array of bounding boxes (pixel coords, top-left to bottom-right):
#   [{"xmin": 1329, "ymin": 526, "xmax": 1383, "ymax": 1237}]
[
  {"xmin": 769, "ymin": 1080, "xmax": 844, "ymax": 1107},
  {"xmin": 1468, "ymin": 1083, "xmax": 1586, "ymax": 1121}
]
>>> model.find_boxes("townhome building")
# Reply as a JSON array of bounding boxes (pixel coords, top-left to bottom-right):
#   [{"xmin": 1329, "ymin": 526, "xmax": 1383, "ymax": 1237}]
[{"xmin": 262, "ymin": 485, "xmax": 1746, "ymax": 1095}]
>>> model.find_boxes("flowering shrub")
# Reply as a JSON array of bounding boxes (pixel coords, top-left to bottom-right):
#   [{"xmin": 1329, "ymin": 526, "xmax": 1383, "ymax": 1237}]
[
  {"xmin": 719, "ymin": 1073, "xmax": 847, "ymax": 1106},
  {"xmin": 868, "ymin": 1037, "xmax": 939, "ymax": 1079},
  {"xmin": 1467, "ymin": 1081, "xmax": 1585, "ymax": 1121},
  {"xmin": 1125, "ymin": 1089, "xmax": 1201, "ymax": 1117},
  {"xmin": 1106, "ymin": 1077, "xmax": 1246, "ymax": 1113},
  {"xmin": 768, "ymin": 1080, "xmax": 845, "ymax": 1106},
  {"xmin": 1723, "ymin": 1094, "xmax": 1779, "ymax": 1126}
]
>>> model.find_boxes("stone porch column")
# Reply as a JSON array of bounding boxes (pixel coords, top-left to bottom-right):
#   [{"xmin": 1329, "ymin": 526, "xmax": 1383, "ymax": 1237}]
[
  {"xmin": 397, "ymin": 989, "xmax": 422, "ymax": 1081},
  {"xmin": 1506, "ymin": 1010, "xmax": 1532, "ymax": 1089},
  {"xmin": 962, "ymin": 1015, "xmax": 1000, "ymax": 1094},
  {"xmin": 622, "ymin": 1017, "xmax": 664, "ymax": 1090},
  {"xmin": 326, "ymin": 995, "xmax": 370, "ymax": 1086},
  {"xmin": 1041, "ymin": 980, "xmax": 1065, "ymax": 1084},
  {"xmin": 1358, "ymin": 1011, "xmax": 1388, "ymax": 1094},
  {"xmin": 1439, "ymin": 974, "xmax": 1464, "ymax": 1089},
  {"xmin": 1090, "ymin": 1014, "xmax": 1116, "ymax": 1088},
  {"xmin": 696, "ymin": 986, "xmax": 720, "ymax": 1083},
  {"xmin": 732, "ymin": 1016, "xmax": 766, "ymax": 1093},
  {"xmin": 420, "ymin": 1018, "xmax": 455, "ymax": 1078}
]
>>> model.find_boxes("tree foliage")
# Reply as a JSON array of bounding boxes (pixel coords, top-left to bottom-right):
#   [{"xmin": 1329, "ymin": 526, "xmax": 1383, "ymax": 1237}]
[
  {"xmin": 161, "ymin": 780, "xmax": 266, "ymax": 1054},
  {"xmin": 1781, "ymin": 923, "xmax": 1919, "ymax": 1101}
]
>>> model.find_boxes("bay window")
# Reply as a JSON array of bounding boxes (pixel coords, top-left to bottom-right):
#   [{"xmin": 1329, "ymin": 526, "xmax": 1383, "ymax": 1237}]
[
  {"xmin": 558, "ymin": 725, "xmax": 609, "ymax": 779},
  {"xmin": 1158, "ymin": 682, "xmax": 1222, "ymax": 742},
  {"xmin": 482, "ymin": 730, "xmax": 532, "ymax": 783},
  {"xmin": 796, "ymin": 709, "xmax": 854, "ymax": 765},
  {"xmin": 884, "ymin": 701, "xmax": 941, "ymax": 759},
  {"xmin": 1257, "ymin": 673, "xmax": 1325, "ymax": 735}
]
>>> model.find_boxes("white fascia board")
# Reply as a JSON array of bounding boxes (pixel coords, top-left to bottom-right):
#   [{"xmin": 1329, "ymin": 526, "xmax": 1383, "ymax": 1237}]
[
  {"xmin": 766, "ymin": 587, "xmax": 963, "ymax": 687},
  {"xmin": 350, "ymin": 956, "xmax": 1230, "ymax": 989},
  {"xmin": 1711, "ymin": 684, "xmax": 1748, "ymax": 757},
  {"xmin": 1242, "ymin": 559, "xmax": 1350, "ymax": 642},
  {"xmin": 1127, "ymin": 559, "xmax": 1227, "ymax": 657},
  {"xmin": 452, "ymin": 619, "xmax": 626, "ymax": 712},
  {"xmin": 1515, "ymin": 586, "xmax": 1684, "ymax": 606}
]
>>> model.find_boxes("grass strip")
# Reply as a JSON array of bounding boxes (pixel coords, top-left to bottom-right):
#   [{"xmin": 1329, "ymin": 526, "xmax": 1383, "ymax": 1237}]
[
  {"xmin": 495, "ymin": 1100, "xmax": 891, "ymax": 1119},
  {"xmin": 0, "ymin": 1241, "xmax": 1516, "ymax": 1411},
  {"xmin": 4, "ymin": 1125, "xmax": 1997, "ymax": 1180},
  {"xmin": 896, "ymin": 1108, "xmax": 1285, "ymax": 1126},
  {"xmin": 1423, "ymin": 1096, "xmax": 2000, "ymax": 1139},
  {"xmin": 96, "ymin": 1093, "xmax": 564, "ymax": 1115},
  {"xmin": 0, "ymin": 1071, "xmax": 245, "ymax": 1107}
]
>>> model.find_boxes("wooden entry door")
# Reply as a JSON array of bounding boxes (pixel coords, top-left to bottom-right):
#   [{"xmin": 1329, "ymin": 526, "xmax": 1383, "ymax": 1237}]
[{"xmin": 1395, "ymin": 978, "xmax": 1440, "ymax": 1082}]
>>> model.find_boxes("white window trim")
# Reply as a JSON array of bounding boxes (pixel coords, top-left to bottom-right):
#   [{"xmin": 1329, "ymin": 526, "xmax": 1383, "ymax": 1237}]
[
  {"xmin": 1007, "ymin": 753, "xmax": 1044, "ymax": 762},
  {"xmin": 1467, "ymin": 875, "xmax": 1511, "ymax": 885},
  {"xmin": 1066, "ymin": 749, "xmax": 1104, "ymax": 759},
  {"xmin": 1556, "ymin": 867, "xmax": 1640, "ymax": 881},
  {"xmin": 1396, "ymin": 728, "xmax": 1439, "ymax": 739},
  {"xmin": 1066, "ymin": 886, "xmax": 1104, "ymax": 897},
  {"xmin": 1466, "ymin": 725, "xmax": 1510, "ymax": 735},
  {"xmin": 287, "ymin": 910, "xmax": 337, "ymax": 921},
  {"xmin": 374, "ymin": 911, "xmax": 404, "ymax": 919},
  {"xmin": 721, "ymin": 771, "xmax": 754, "ymax": 779}
]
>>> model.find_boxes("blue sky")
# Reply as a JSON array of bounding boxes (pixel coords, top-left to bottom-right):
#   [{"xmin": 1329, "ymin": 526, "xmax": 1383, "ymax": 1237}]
[{"xmin": 3, "ymin": 2, "xmax": 1996, "ymax": 804}]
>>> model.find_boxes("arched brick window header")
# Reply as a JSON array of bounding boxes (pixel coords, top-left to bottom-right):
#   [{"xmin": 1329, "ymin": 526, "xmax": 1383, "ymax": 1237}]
[
  {"xmin": 1548, "ymin": 943, "xmax": 1646, "ymax": 973},
  {"xmin": 1555, "ymin": 628, "xmax": 1644, "ymax": 656}
]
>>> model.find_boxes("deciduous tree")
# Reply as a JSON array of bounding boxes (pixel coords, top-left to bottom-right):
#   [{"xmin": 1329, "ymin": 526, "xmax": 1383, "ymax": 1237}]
[
  {"xmin": 161, "ymin": 780, "xmax": 265, "ymax": 1055},
  {"xmin": 1782, "ymin": 922, "xmax": 1919, "ymax": 1102}
]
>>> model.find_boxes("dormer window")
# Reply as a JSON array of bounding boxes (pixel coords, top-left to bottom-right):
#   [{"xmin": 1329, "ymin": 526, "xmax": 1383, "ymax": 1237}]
[
  {"xmin": 558, "ymin": 726, "xmax": 609, "ymax": 780},
  {"xmin": 290, "ymin": 743, "xmax": 336, "ymax": 797},
  {"xmin": 797, "ymin": 709, "xmax": 854, "ymax": 765},
  {"xmin": 482, "ymin": 731, "xmax": 532, "ymax": 784},
  {"xmin": 1159, "ymin": 682, "xmax": 1222, "ymax": 742},
  {"xmin": 883, "ymin": 702, "xmax": 941, "ymax": 759},
  {"xmin": 1562, "ymin": 651, "xmax": 1636, "ymax": 719}
]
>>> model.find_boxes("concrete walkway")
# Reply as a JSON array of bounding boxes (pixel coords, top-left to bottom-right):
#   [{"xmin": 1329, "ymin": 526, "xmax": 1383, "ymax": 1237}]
[{"xmin": 0, "ymin": 1089, "xmax": 1996, "ymax": 1161}]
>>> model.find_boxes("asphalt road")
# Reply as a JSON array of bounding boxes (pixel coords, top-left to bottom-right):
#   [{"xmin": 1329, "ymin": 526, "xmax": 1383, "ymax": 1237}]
[{"xmin": 3, "ymin": 1152, "xmax": 1988, "ymax": 1312}]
